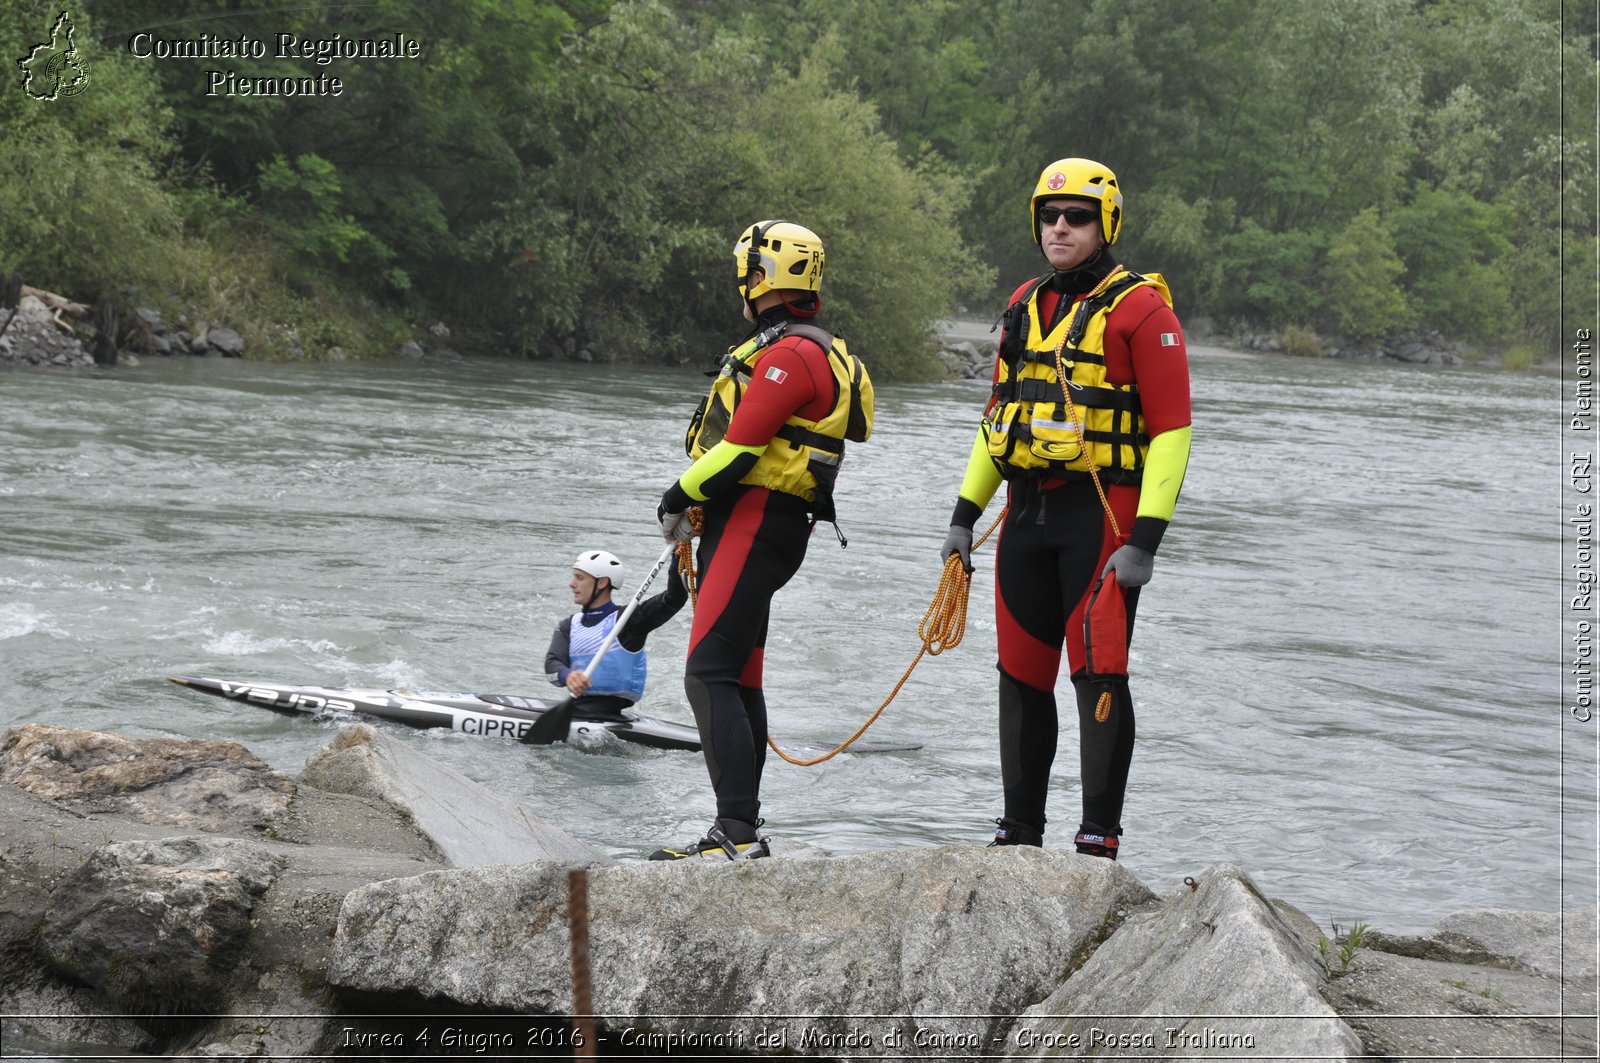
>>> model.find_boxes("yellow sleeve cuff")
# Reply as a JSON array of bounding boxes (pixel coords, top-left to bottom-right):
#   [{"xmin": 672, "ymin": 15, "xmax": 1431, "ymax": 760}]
[
  {"xmin": 1136, "ymin": 425, "xmax": 1191, "ymax": 522},
  {"xmin": 958, "ymin": 423, "xmax": 1003, "ymax": 511},
  {"xmin": 679, "ymin": 440, "xmax": 766, "ymax": 502}
]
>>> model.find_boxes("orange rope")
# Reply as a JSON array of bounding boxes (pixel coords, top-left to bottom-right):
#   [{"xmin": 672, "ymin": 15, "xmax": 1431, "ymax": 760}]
[
  {"xmin": 675, "ymin": 508, "xmax": 703, "ymax": 602},
  {"xmin": 1052, "ymin": 266, "xmax": 1126, "ymax": 543},
  {"xmin": 1051, "ymin": 268, "xmax": 1127, "ymax": 723},
  {"xmin": 765, "ymin": 509, "xmax": 1005, "ymax": 766}
]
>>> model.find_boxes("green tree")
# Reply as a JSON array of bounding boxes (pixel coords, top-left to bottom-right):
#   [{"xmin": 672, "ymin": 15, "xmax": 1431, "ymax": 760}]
[
  {"xmin": 0, "ymin": 2, "xmax": 187, "ymax": 297},
  {"xmin": 86, "ymin": 0, "xmax": 595, "ymax": 311},
  {"xmin": 1389, "ymin": 189, "xmax": 1513, "ymax": 342},
  {"xmin": 490, "ymin": 2, "xmax": 990, "ymax": 377},
  {"xmin": 1322, "ymin": 208, "xmax": 1410, "ymax": 344},
  {"xmin": 1502, "ymin": 135, "xmax": 1592, "ymax": 352},
  {"xmin": 1212, "ymin": 223, "xmax": 1324, "ymax": 327}
]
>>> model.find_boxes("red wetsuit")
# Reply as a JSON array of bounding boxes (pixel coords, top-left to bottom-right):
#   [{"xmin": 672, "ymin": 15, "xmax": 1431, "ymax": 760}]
[{"xmin": 973, "ymin": 258, "xmax": 1191, "ymax": 847}]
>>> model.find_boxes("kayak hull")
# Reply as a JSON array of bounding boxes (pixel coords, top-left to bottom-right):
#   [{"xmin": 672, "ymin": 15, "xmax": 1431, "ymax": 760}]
[
  {"xmin": 164, "ymin": 675, "xmax": 702, "ymax": 751},
  {"xmin": 164, "ymin": 675, "xmax": 923, "ymax": 754}
]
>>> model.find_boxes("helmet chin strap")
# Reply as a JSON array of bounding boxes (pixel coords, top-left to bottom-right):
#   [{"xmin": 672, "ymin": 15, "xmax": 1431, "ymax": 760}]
[
  {"xmin": 583, "ymin": 579, "xmax": 609, "ymax": 611},
  {"xmin": 742, "ymin": 219, "xmax": 775, "ymax": 322}
]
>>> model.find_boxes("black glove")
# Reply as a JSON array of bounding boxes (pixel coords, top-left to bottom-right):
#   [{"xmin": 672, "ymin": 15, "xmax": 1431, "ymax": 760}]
[
  {"xmin": 1100, "ymin": 543, "xmax": 1155, "ymax": 588},
  {"xmin": 941, "ymin": 524, "xmax": 974, "ymax": 574}
]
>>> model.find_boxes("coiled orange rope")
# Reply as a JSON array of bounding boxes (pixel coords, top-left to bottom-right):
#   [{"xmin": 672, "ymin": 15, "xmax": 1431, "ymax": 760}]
[
  {"xmin": 768, "ymin": 511, "xmax": 1005, "ymax": 766},
  {"xmin": 673, "ymin": 506, "xmax": 1003, "ymax": 765}
]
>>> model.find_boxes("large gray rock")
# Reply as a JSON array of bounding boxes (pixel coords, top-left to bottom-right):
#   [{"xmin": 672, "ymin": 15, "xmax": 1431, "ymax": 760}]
[
  {"xmin": 0, "ymin": 724, "xmax": 294, "ymax": 832},
  {"xmin": 206, "ymin": 326, "xmax": 244, "ymax": 356},
  {"xmin": 1428, "ymin": 906, "xmax": 1598, "ymax": 981},
  {"xmin": 328, "ymin": 846, "xmax": 1155, "ymax": 1054},
  {"xmin": 1327, "ymin": 905, "xmax": 1599, "ymax": 1061},
  {"xmin": 298, "ymin": 724, "xmax": 611, "ymax": 867},
  {"xmin": 1005, "ymin": 864, "xmax": 1362, "ymax": 1058},
  {"xmin": 40, "ymin": 836, "xmax": 285, "ymax": 1013}
]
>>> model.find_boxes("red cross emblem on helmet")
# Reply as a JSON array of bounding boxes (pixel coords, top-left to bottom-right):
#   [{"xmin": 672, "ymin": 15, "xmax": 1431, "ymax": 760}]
[{"xmin": 1047, "ymin": 172, "xmax": 1066, "ymax": 190}]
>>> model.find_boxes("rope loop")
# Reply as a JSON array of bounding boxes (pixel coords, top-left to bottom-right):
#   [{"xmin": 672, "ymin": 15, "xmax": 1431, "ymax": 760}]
[{"xmin": 766, "ymin": 509, "xmax": 1004, "ymax": 766}]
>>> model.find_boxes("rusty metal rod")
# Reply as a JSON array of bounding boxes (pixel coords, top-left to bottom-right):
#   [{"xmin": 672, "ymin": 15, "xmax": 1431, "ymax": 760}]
[{"xmin": 568, "ymin": 867, "xmax": 597, "ymax": 1058}]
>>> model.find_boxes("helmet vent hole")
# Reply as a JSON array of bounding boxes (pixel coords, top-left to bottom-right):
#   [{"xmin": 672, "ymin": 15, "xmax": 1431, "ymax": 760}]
[{"xmin": 788, "ymin": 260, "xmax": 807, "ymax": 275}]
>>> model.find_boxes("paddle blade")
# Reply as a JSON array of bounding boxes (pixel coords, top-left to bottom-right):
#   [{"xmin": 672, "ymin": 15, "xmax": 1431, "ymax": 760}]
[{"xmin": 520, "ymin": 697, "xmax": 575, "ymax": 745}]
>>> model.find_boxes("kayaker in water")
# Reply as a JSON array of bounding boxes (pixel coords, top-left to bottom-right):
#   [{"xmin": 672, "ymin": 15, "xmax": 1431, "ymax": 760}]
[
  {"xmin": 939, "ymin": 157, "xmax": 1193, "ymax": 859},
  {"xmin": 544, "ymin": 550, "xmax": 687, "ymax": 723},
  {"xmin": 650, "ymin": 219, "xmax": 874, "ymax": 861}
]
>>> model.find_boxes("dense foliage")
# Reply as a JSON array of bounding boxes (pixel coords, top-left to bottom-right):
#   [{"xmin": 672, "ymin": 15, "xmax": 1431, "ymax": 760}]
[{"xmin": 1, "ymin": 0, "xmax": 1591, "ymax": 374}]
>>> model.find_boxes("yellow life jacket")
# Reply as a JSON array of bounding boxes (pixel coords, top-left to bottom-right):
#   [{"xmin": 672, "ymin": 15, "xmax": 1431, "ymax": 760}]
[
  {"xmin": 986, "ymin": 269, "xmax": 1170, "ymax": 483},
  {"xmin": 684, "ymin": 321, "xmax": 873, "ymax": 514}
]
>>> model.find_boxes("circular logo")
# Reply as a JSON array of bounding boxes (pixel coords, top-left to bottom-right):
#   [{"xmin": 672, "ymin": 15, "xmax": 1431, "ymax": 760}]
[{"xmin": 1047, "ymin": 172, "xmax": 1066, "ymax": 190}]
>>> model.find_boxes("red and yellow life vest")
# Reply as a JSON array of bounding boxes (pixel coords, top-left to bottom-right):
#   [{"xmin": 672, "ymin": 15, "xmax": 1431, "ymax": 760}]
[
  {"xmin": 985, "ymin": 270, "xmax": 1171, "ymax": 483},
  {"xmin": 684, "ymin": 322, "xmax": 873, "ymax": 504}
]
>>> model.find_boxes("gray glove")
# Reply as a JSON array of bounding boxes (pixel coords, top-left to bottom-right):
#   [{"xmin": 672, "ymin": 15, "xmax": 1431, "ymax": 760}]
[
  {"xmin": 941, "ymin": 524, "xmax": 974, "ymax": 574},
  {"xmin": 659, "ymin": 508, "xmax": 694, "ymax": 543},
  {"xmin": 1101, "ymin": 544, "xmax": 1154, "ymax": 588}
]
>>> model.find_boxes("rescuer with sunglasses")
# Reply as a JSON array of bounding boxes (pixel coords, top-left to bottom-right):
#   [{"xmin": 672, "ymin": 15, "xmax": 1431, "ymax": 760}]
[{"xmin": 939, "ymin": 157, "xmax": 1192, "ymax": 859}]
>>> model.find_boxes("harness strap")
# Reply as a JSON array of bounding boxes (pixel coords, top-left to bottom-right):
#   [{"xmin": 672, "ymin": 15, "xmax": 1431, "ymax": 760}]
[{"xmin": 775, "ymin": 422, "xmax": 844, "ymax": 455}]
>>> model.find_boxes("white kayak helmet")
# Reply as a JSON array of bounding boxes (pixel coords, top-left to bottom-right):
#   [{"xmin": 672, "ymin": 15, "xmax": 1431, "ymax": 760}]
[{"xmin": 573, "ymin": 549, "xmax": 623, "ymax": 590}]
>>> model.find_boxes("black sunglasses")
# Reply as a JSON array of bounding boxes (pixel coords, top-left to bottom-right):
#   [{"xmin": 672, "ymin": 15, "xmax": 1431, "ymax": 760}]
[{"xmin": 1038, "ymin": 205, "xmax": 1098, "ymax": 228}]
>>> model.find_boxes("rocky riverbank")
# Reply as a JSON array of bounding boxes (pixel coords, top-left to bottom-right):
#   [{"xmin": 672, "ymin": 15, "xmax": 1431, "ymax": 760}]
[
  {"xmin": 0, "ymin": 287, "xmax": 460, "ymax": 368},
  {"xmin": 933, "ymin": 318, "xmax": 1471, "ymax": 378},
  {"xmin": 2, "ymin": 280, "xmax": 1481, "ymax": 376},
  {"xmin": 0, "ymin": 722, "xmax": 1592, "ymax": 1060}
]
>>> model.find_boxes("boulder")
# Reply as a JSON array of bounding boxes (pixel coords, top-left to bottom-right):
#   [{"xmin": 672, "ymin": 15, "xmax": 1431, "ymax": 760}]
[
  {"xmin": 298, "ymin": 724, "xmax": 611, "ymax": 867},
  {"xmin": 206, "ymin": 327, "xmax": 244, "ymax": 357},
  {"xmin": 0, "ymin": 981, "xmax": 157, "ymax": 1057},
  {"xmin": 40, "ymin": 836, "xmax": 285, "ymax": 1013},
  {"xmin": 16, "ymin": 293, "xmax": 51, "ymax": 320},
  {"xmin": 1326, "ymin": 906, "xmax": 1600, "ymax": 1060},
  {"xmin": 1004, "ymin": 864, "xmax": 1362, "ymax": 1058},
  {"xmin": 395, "ymin": 340, "xmax": 425, "ymax": 359},
  {"xmin": 0, "ymin": 724, "xmax": 294, "ymax": 833},
  {"xmin": 327, "ymin": 846, "xmax": 1155, "ymax": 1054}
]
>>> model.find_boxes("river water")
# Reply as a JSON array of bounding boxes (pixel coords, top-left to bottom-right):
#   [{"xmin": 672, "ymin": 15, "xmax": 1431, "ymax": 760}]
[{"xmin": 0, "ymin": 346, "xmax": 1591, "ymax": 936}]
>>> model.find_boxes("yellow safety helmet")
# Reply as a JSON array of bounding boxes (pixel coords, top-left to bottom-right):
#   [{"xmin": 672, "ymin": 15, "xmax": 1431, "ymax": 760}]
[
  {"xmin": 1031, "ymin": 157, "xmax": 1123, "ymax": 247},
  {"xmin": 734, "ymin": 220, "xmax": 825, "ymax": 302}
]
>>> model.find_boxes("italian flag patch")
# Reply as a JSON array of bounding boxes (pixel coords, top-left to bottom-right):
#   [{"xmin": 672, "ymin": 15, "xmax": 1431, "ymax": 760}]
[
  {"xmin": 1160, "ymin": 332, "xmax": 1180, "ymax": 347},
  {"xmin": 765, "ymin": 366, "xmax": 788, "ymax": 383}
]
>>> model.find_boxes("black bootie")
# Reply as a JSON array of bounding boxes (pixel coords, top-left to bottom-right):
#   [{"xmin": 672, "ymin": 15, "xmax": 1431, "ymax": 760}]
[
  {"xmin": 1073, "ymin": 823, "xmax": 1120, "ymax": 860},
  {"xmin": 987, "ymin": 817, "xmax": 1044, "ymax": 847}
]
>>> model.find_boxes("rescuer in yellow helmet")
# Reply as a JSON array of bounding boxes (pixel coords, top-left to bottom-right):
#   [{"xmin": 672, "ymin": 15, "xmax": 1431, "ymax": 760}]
[
  {"xmin": 651, "ymin": 219, "xmax": 874, "ymax": 860},
  {"xmin": 939, "ymin": 157, "xmax": 1193, "ymax": 859}
]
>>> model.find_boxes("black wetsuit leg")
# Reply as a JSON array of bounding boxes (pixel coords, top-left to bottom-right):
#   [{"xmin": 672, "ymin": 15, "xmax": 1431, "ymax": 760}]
[
  {"xmin": 993, "ymin": 480, "xmax": 1141, "ymax": 839},
  {"xmin": 684, "ymin": 485, "xmax": 809, "ymax": 828}
]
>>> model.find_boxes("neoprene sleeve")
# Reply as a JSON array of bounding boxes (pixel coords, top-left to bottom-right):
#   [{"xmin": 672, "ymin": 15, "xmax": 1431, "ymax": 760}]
[
  {"xmin": 953, "ymin": 424, "xmax": 1002, "ymax": 523},
  {"xmin": 1135, "ymin": 425, "xmax": 1190, "ymax": 523},
  {"xmin": 668, "ymin": 440, "xmax": 765, "ymax": 508}
]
